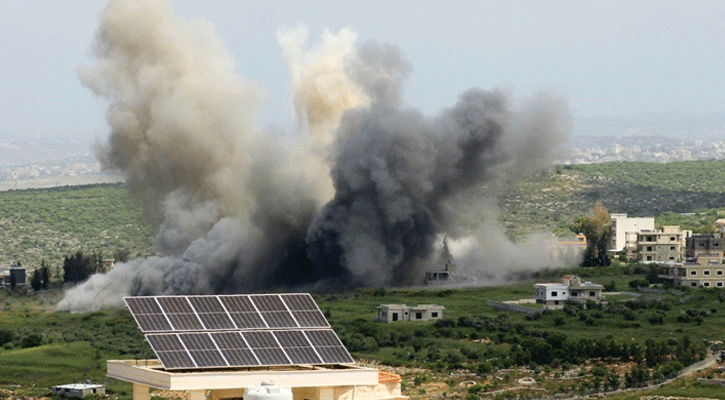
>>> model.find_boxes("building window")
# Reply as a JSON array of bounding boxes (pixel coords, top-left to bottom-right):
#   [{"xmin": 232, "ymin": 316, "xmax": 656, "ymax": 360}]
[
  {"xmin": 554, "ymin": 301, "xmax": 559, "ymax": 305},
  {"xmin": 691, "ymin": 270, "xmax": 697, "ymax": 275},
  {"xmin": 692, "ymin": 282, "xmax": 698, "ymax": 287},
  {"xmin": 551, "ymin": 291, "xmax": 558, "ymax": 297},
  {"xmin": 571, "ymin": 292, "xmax": 578, "ymax": 297},
  {"xmin": 647, "ymin": 246, "xmax": 653, "ymax": 251},
  {"xmin": 415, "ymin": 312, "xmax": 422, "ymax": 319},
  {"xmin": 647, "ymin": 256, "xmax": 653, "ymax": 261},
  {"xmin": 392, "ymin": 313, "xmax": 398, "ymax": 322},
  {"xmin": 670, "ymin": 246, "xmax": 675, "ymax": 251},
  {"xmin": 718, "ymin": 270, "xmax": 723, "ymax": 276},
  {"xmin": 431, "ymin": 312, "xmax": 438, "ymax": 318},
  {"xmin": 699, "ymin": 243, "xmax": 705, "ymax": 247},
  {"xmin": 718, "ymin": 282, "xmax": 723, "ymax": 287},
  {"xmin": 670, "ymin": 236, "xmax": 676, "ymax": 241},
  {"xmin": 589, "ymin": 291, "xmax": 596, "ymax": 297},
  {"xmin": 705, "ymin": 270, "xmax": 710, "ymax": 276},
  {"xmin": 704, "ymin": 282, "xmax": 711, "ymax": 287}
]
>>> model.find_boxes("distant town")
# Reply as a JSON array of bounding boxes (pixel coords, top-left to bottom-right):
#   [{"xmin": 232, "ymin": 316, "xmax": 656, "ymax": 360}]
[{"xmin": 1, "ymin": 134, "xmax": 724, "ymax": 191}]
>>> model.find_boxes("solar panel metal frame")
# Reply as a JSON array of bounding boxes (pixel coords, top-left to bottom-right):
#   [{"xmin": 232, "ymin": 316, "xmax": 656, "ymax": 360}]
[{"xmin": 125, "ymin": 293, "xmax": 353, "ymax": 371}]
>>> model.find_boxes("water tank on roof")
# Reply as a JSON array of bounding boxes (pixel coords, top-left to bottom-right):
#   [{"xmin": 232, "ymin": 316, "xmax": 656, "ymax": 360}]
[{"xmin": 245, "ymin": 381, "xmax": 292, "ymax": 400}]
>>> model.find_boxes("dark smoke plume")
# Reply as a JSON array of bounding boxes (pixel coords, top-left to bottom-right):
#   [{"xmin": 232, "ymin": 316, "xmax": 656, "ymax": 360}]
[{"xmin": 57, "ymin": 0, "xmax": 571, "ymax": 312}]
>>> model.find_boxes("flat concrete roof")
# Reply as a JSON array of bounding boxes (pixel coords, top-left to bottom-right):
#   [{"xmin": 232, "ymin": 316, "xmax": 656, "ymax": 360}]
[{"xmin": 107, "ymin": 360, "xmax": 380, "ymax": 391}]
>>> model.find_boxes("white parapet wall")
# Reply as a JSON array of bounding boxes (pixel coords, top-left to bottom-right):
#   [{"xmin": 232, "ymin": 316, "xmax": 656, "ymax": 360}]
[{"xmin": 107, "ymin": 360, "xmax": 380, "ymax": 391}]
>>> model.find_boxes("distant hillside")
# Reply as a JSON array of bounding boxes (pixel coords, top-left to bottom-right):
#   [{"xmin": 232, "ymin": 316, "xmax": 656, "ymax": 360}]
[
  {"xmin": 1, "ymin": 161, "xmax": 724, "ymax": 270},
  {"xmin": 498, "ymin": 160, "xmax": 725, "ymax": 238},
  {"xmin": 0, "ymin": 183, "xmax": 156, "ymax": 271}
]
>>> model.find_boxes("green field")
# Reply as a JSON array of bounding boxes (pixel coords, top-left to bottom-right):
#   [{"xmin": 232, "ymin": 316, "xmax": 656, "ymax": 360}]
[{"xmin": 2, "ymin": 275, "xmax": 725, "ymax": 398}]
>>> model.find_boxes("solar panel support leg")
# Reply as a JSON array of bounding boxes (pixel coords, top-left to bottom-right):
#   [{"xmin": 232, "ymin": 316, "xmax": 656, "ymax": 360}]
[
  {"xmin": 132, "ymin": 384, "xmax": 150, "ymax": 400},
  {"xmin": 319, "ymin": 387, "xmax": 334, "ymax": 400},
  {"xmin": 189, "ymin": 390, "xmax": 206, "ymax": 400}
]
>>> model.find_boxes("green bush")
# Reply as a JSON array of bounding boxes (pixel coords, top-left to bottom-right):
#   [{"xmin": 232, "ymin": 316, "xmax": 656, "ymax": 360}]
[{"xmin": 21, "ymin": 333, "xmax": 43, "ymax": 348}]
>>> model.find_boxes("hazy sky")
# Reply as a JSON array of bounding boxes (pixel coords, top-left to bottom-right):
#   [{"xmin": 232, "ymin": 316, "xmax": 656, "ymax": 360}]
[{"xmin": 1, "ymin": 0, "xmax": 724, "ymax": 145}]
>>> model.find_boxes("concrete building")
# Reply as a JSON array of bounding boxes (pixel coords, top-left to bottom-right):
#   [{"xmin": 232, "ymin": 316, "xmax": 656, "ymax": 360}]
[
  {"xmin": 632, "ymin": 226, "xmax": 685, "ymax": 263},
  {"xmin": 659, "ymin": 263, "xmax": 725, "ymax": 288},
  {"xmin": 1, "ymin": 265, "xmax": 26, "ymax": 288},
  {"xmin": 610, "ymin": 213, "xmax": 655, "ymax": 252},
  {"xmin": 534, "ymin": 275, "xmax": 604, "ymax": 309},
  {"xmin": 686, "ymin": 234, "xmax": 725, "ymax": 265},
  {"xmin": 107, "ymin": 360, "xmax": 406, "ymax": 400},
  {"xmin": 52, "ymin": 382, "xmax": 106, "ymax": 398},
  {"xmin": 375, "ymin": 304, "xmax": 444, "ymax": 323}
]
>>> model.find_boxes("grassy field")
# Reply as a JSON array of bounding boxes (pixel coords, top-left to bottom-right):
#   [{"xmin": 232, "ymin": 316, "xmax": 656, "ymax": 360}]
[{"xmin": 1, "ymin": 276, "xmax": 725, "ymax": 399}]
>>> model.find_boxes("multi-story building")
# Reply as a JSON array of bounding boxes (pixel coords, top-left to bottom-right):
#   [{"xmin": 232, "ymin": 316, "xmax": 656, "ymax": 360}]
[
  {"xmin": 632, "ymin": 226, "xmax": 685, "ymax": 263},
  {"xmin": 685, "ymin": 234, "xmax": 725, "ymax": 265},
  {"xmin": 610, "ymin": 213, "xmax": 654, "ymax": 252},
  {"xmin": 659, "ymin": 263, "xmax": 725, "ymax": 288}
]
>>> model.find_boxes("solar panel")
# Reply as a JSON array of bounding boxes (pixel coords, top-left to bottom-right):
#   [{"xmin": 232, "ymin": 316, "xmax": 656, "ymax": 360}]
[
  {"xmin": 281, "ymin": 294, "xmax": 330, "ymax": 328},
  {"xmin": 178, "ymin": 332, "xmax": 227, "ymax": 368},
  {"xmin": 218, "ymin": 295, "xmax": 267, "ymax": 329},
  {"xmin": 282, "ymin": 294, "xmax": 319, "ymax": 310},
  {"xmin": 124, "ymin": 297, "xmax": 173, "ymax": 332},
  {"xmin": 210, "ymin": 331, "xmax": 259, "ymax": 366},
  {"xmin": 242, "ymin": 331, "xmax": 291, "ymax": 365},
  {"xmin": 124, "ymin": 293, "xmax": 355, "ymax": 370},
  {"xmin": 274, "ymin": 330, "xmax": 322, "ymax": 365},
  {"xmin": 146, "ymin": 334, "xmax": 197, "ymax": 369},
  {"xmin": 156, "ymin": 297, "xmax": 205, "ymax": 331},
  {"xmin": 303, "ymin": 330, "xmax": 355, "ymax": 364},
  {"xmin": 188, "ymin": 297, "xmax": 236, "ymax": 330}
]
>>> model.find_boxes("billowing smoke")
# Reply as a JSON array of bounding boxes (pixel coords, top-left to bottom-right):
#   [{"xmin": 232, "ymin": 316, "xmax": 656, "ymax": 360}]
[{"xmin": 57, "ymin": 0, "xmax": 571, "ymax": 312}]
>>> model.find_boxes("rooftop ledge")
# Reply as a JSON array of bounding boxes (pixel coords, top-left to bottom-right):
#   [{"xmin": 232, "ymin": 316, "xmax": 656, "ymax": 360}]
[{"xmin": 107, "ymin": 360, "xmax": 380, "ymax": 391}]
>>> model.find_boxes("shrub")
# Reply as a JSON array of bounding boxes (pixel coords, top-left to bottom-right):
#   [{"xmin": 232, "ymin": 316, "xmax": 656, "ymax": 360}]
[
  {"xmin": 628, "ymin": 279, "xmax": 650, "ymax": 289},
  {"xmin": 477, "ymin": 361, "xmax": 493, "ymax": 374},
  {"xmin": 0, "ymin": 329, "xmax": 14, "ymax": 345},
  {"xmin": 648, "ymin": 311, "xmax": 665, "ymax": 325},
  {"xmin": 21, "ymin": 333, "xmax": 43, "ymax": 348}
]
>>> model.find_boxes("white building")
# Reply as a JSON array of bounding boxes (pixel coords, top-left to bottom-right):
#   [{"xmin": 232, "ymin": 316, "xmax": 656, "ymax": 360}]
[
  {"xmin": 610, "ymin": 213, "xmax": 655, "ymax": 252},
  {"xmin": 107, "ymin": 360, "xmax": 407, "ymax": 400},
  {"xmin": 52, "ymin": 382, "xmax": 106, "ymax": 398},
  {"xmin": 534, "ymin": 275, "xmax": 604, "ymax": 309},
  {"xmin": 376, "ymin": 304, "xmax": 444, "ymax": 323}
]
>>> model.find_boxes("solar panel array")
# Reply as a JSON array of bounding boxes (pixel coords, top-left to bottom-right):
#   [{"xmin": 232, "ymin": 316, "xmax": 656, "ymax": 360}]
[{"xmin": 124, "ymin": 294, "xmax": 354, "ymax": 370}]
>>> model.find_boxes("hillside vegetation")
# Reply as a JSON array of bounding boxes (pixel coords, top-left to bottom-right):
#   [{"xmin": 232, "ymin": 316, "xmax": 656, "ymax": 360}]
[
  {"xmin": 0, "ymin": 183, "xmax": 156, "ymax": 271},
  {"xmin": 1, "ymin": 160, "xmax": 724, "ymax": 271},
  {"xmin": 498, "ymin": 160, "xmax": 725, "ymax": 238},
  {"xmin": 2, "ymin": 280, "xmax": 725, "ymax": 399}
]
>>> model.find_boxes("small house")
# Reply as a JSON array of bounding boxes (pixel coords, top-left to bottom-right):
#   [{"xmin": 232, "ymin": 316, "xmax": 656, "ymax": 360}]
[
  {"xmin": 1, "ymin": 265, "xmax": 26, "ymax": 288},
  {"xmin": 376, "ymin": 304, "xmax": 444, "ymax": 323},
  {"xmin": 534, "ymin": 275, "xmax": 603, "ymax": 309}
]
